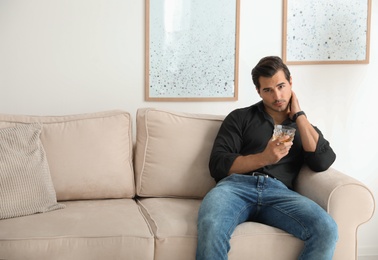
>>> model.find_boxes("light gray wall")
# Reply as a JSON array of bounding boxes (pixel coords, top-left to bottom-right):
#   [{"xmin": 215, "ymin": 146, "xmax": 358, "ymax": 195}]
[{"xmin": 0, "ymin": 0, "xmax": 377, "ymax": 256}]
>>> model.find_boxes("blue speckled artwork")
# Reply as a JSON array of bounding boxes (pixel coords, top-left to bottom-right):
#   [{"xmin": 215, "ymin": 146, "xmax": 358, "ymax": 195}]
[
  {"xmin": 286, "ymin": 0, "xmax": 369, "ymax": 63},
  {"xmin": 148, "ymin": 0, "xmax": 238, "ymax": 99}
]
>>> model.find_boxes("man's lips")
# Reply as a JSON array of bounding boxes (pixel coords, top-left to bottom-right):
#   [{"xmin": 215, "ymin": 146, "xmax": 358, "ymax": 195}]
[{"xmin": 274, "ymin": 101, "xmax": 285, "ymax": 106}]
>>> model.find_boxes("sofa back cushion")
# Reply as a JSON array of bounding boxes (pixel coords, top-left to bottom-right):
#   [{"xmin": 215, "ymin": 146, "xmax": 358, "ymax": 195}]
[
  {"xmin": 135, "ymin": 108, "xmax": 224, "ymax": 198},
  {"xmin": 0, "ymin": 110, "xmax": 134, "ymax": 200}
]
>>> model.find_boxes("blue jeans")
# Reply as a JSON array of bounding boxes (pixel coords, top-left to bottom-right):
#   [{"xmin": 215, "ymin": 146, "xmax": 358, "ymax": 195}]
[{"xmin": 196, "ymin": 174, "xmax": 338, "ymax": 260}]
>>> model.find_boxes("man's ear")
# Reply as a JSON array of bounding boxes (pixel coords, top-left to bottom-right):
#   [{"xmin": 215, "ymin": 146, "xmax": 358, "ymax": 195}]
[{"xmin": 289, "ymin": 76, "xmax": 293, "ymax": 86}]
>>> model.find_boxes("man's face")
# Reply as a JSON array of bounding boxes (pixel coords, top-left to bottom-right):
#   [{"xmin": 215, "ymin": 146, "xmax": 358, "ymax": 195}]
[{"xmin": 256, "ymin": 70, "xmax": 292, "ymax": 113}]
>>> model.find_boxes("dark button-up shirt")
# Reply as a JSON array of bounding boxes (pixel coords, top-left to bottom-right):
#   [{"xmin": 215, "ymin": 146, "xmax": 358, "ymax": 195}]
[{"xmin": 209, "ymin": 101, "xmax": 336, "ymax": 189}]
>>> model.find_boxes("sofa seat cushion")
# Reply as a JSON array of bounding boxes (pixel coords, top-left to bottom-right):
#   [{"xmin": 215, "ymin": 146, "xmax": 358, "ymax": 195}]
[
  {"xmin": 138, "ymin": 198, "xmax": 304, "ymax": 260},
  {"xmin": 0, "ymin": 110, "xmax": 134, "ymax": 200},
  {"xmin": 0, "ymin": 199, "xmax": 154, "ymax": 260}
]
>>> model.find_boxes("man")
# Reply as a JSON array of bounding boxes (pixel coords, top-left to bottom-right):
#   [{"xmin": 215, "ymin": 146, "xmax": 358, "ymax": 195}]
[{"xmin": 196, "ymin": 56, "xmax": 338, "ymax": 260}]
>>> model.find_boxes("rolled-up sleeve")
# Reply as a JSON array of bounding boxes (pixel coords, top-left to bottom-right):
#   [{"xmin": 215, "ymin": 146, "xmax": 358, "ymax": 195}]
[{"xmin": 304, "ymin": 128, "xmax": 336, "ymax": 172}]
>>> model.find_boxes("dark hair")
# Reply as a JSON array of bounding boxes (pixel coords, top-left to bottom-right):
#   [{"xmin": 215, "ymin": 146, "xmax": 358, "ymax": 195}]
[{"xmin": 251, "ymin": 56, "xmax": 291, "ymax": 90}]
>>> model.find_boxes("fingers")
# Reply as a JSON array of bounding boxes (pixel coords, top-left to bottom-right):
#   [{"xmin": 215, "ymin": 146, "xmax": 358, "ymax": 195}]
[
  {"xmin": 290, "ymin": 91, "xmax": 301, "ymax": 113},
  {"xmin": 264, "ymin": 136, "xmax": 293, "ymax": 165},
  {"xmin": 272, "ymin": 136, "xmax": 293, "ymax": 155},
  {"xmin": 275, "ymin": 141, "xmax": 292, "ymax": 154}
]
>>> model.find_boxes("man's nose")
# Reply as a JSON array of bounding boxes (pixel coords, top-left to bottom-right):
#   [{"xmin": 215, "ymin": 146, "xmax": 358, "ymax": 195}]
[{"xmin": 272, "ymin": 89, "xmax": 280, "ymax": 99}]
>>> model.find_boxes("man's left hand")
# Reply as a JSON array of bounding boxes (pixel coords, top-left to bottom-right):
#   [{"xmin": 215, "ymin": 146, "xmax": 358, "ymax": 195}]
[{"xmin": 289, "ymin": 91, "xmax": 301, "ymax": 119}]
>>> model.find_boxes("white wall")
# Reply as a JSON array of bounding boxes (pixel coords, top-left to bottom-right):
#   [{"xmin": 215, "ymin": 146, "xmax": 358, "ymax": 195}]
[{"xmin": 0, "ymin": 0, "xmax": 377, "ymax": 256}]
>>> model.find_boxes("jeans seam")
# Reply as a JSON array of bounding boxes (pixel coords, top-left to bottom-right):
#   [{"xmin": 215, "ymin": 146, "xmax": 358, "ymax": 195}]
[
  {"xmin": 270, "ymin": 204, "xmax": 311, "ymax": 240},
  {"xmin": 226, "ymin": 203, "xmax": 255, "ymax": 237}
]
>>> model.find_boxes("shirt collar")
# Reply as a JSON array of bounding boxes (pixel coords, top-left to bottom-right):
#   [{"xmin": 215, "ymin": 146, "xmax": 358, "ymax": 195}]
[{"xmin": 254, "ymin": 100, "xmax": 292, "ymax": 126}]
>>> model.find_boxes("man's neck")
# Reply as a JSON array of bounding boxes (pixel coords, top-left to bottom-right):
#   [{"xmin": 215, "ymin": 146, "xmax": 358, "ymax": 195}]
[{"xmin": 265, "ymin": 107, "xmax": 289, "ymax": 125}]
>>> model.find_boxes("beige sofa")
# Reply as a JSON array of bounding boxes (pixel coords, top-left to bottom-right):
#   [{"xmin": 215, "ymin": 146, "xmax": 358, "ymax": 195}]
[{"xmin": 0, "ymin": 108, "xmax": 375, "ymax": 260}]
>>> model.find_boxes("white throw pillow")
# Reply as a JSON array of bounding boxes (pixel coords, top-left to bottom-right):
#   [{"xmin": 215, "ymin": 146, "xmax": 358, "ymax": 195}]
[{"xmin": 0, "ymin": 123, "xmax": 65, "ymax": 219}]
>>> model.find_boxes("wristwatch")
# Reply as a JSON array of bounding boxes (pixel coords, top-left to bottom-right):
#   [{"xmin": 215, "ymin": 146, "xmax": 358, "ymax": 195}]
[{"xmin": 292, "ymin": 111, "xmax": 306, "ymax": 122}]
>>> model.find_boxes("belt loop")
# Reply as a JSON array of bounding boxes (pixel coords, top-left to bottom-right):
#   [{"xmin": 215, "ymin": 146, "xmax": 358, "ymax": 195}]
[{"xmin": 251, "ymin": 172, "xmax": 269, "ymax": 178}]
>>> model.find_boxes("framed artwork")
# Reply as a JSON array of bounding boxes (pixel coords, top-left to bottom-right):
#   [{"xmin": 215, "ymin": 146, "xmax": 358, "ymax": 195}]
[
  {"xmin": 283, "ymin": 0, "xmax": 372, "ymax": 65},
  {"xmin": 145, "ymin": 0, "xmax": 240, "ymax": 101}
]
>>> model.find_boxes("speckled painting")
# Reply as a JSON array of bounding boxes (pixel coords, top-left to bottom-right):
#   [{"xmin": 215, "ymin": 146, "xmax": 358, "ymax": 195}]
[
  {"xmin": 283, "ymin": 0, "xmax": 371, "ymax": 64},
  {"xmin": 146, "ymin": 0, "xmax": 239, "ymax": 101}
]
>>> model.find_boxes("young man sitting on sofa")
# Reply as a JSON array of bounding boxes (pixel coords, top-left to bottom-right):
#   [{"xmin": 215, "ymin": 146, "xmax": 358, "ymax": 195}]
[{"xmin": 196, "ymin": 56, "xmax": 338, "ymax": 260}]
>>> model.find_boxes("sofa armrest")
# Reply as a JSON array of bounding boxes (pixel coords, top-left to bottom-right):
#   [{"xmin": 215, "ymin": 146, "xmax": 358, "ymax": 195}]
[{"xmin": 294, "ymin": 165, "xmax": 375, "ymax": 260}]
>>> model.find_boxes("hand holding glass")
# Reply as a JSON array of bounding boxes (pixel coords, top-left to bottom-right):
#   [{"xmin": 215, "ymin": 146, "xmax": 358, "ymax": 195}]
[{"xmin": 272, "ymin": 125, "xmax": 296, "ymax": 142}]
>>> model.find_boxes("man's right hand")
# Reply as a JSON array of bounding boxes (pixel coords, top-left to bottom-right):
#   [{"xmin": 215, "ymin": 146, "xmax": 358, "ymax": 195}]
[
  {"xmin": 228, "ymin": 136, "xmax": 293, "ymax": 175},
  {"xmin": 261, "ymin": 136, "xmax": 293, "ymax": 165}
]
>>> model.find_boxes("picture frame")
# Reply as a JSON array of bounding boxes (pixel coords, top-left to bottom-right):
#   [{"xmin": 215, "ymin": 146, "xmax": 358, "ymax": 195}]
[
  {"xmin": 145, "ymin": 0, "xmax": 240, "ymax": 101},
  {"xmin": 282, "ymin": 0, "xmax": 372, "ymax": 65}
]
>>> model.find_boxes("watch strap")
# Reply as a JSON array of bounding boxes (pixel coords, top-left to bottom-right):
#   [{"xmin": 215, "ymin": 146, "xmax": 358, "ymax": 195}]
[{"xmin": 292, "ymin": 111, "xmax": 306, "ymax": 122}]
